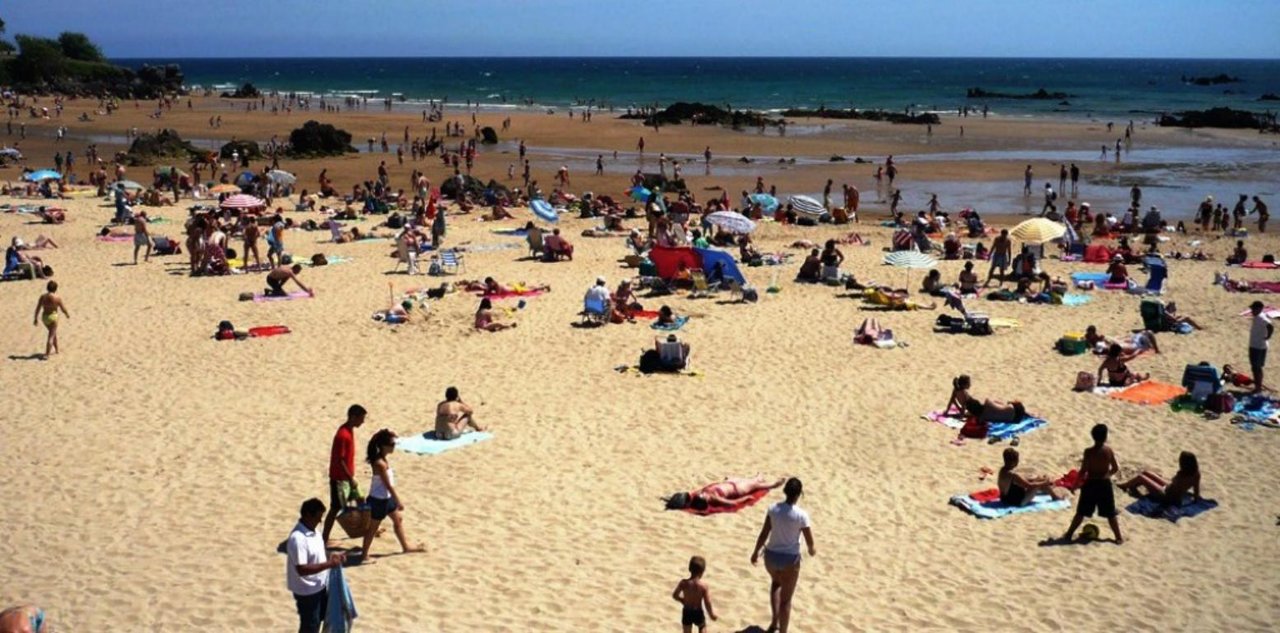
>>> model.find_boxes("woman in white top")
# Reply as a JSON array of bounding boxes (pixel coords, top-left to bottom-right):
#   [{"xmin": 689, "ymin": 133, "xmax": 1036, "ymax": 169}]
[
  {"xmin": 751, "ymin": 478, "xmax": 815, "ymax": 633},
  {"xmin": 359, "ymin": 429, "xmax": 424, "ymax": 560}
]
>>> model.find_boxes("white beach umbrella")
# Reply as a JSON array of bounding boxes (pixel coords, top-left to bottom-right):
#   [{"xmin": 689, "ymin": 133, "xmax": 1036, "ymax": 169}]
[
  {"xmin": 219, "ymin": 193, "xmax": 266, "ymax": 209},
  {"xmin": 705, "ymin": 211, "xmax": 756, "ymax": 234}
]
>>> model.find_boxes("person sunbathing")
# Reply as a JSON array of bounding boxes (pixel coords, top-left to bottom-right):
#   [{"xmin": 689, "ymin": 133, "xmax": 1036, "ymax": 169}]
[
  {"xmin": 474, "ymin": 298, "xmax": 516, "ymax": 332},
  {"xmin": 1118, "ymin": 451, "xmax": 1201, "ymax": 507},
  {"xmin": 664, "ymin": 476, "xmax": 786, "ymax": 512},
  {"xmin": 1162, "ymin": 302, "xmax": 1204, "ymax": 331},
  {"xmin": 921, "ymin": 269, "xmax": 947, "ymax": 296},
  {"xmin": 482, "ymin": 203, "xmax": 514, "ymax": 221},
  {"xmin": 38, "ymin": 207, "xmax": 65, "ymax": 224},
  {"xmin": 656, "ymin": 305, "xmax": 679, "ymax": 326},
  {"xmin": 435, "ymin": 386, "xmax": 485, "ymax": 439},
  {"xmin": 1106, "ymin": 255, "xmax": 1129, "ymax": 284},
  {"xmin": 1097, "ymin": 343, "xmax": 1149, "ymax": 387},
  {"xmin": 997, "ymin": 448, "xmax": 1066, "ymax": 506},
  {"xmin": 964, "ymin": 397, "xmax": 1026, "ymax": 423},
  {"xmin": 957, "ymin": 261, "xmax": 979, "ymax": 295}
]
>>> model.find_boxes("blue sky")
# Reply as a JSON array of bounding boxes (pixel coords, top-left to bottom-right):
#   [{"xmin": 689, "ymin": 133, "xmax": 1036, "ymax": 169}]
[{"xmin": 5, "ymin": 0, "xmax": 1279, "ymax": 59}]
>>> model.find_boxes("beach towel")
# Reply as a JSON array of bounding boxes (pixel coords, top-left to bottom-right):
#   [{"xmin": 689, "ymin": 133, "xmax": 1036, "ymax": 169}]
[
  {"xmin": 1060, "ymin": 293, "xmax": 1093, "ymax": 307},
  {"xmin": 651, "ymin": 315, "xmax": 690, "ymax": 331},
  {"xmin": 248, "ymin": 325, "xmax": 291, "ymax": 338},
  {"xmin": 1071, "ymin": 272, "xmax": 1110, "ymax": 286},
  {"xmin": 989, "ymin": 317, "xmax": 1020, "ymax": 329},
  {"xmin": 479, "ymin": 289, "xmax": 544, "ymax": 299},
  {"xmin": 323, "ymin": 565, "xmax": 358, "ymax": 633},
  {"xmin": 1237, "ymin": 306, "xmax": 1280, "ymax": 319},
  {"xmin": 396, "ymin": 431, "xmax": 493, "ymax": 455},
  {"xmin": 950, "ymin": 493, "xmax": 1071, "ymax": 519},
  {"xmin": 490, "ymin": 228, "xmax": 529, "ymax": 237},
  {"xmin": 1246, "ymin": 281, "xmax": 1280, "ymax": 293},
  {"xmin": 458, "ymin": 242, "xmax": 522, "ymax": 253},
  {"xmin": 683, "ymin": 488, "xmax": 771, "ymax": 516},
  {"xmin": 1109, "ymin": 381, "xmax": 1186, "ymax": 405},
  {"xmin": 1240, "ymin": 261, "xmax": 1279, "ymax": 269},
  {"xmin": 1125, "ymin": 496, "xmax": 1218, "ymax": 522},
  {"xmin": 95, "ymin": 235, "xmax": 133, "ymax": 243},
  {"xmin": 922, "ymin": 410, "xmax": 1048, "ymax": 440},
  {"xmin": 252, "ymin": 291, "xmax": 313, "ymax": 303}
]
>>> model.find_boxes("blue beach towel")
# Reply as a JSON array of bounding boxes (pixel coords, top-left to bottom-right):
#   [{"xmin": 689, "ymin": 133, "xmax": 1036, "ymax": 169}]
[
  {"xmin": 491, "ymin": 228, "xmax": 529, "ymax": 237},
  {"xmin": 651, "ymin": 315, "xmax": 690, "ymax": 331},
  {"xmin": 396, "ymin": 431, "xmax": 493, "ymax": 455},
  {"xmin": 324, "ymin": 565, "xmax": 358, "ymax": 633},
  {"xmin": 1060, "ymin": 293, "xmax": 1093, "ymax": 307},
  {"xmin": 1125, "ymin": 496, "xmax": 1218, "ymax": 522},
  {"xmin": 987, "ymin": 417, "xmax": 1048, "ymax": 440},
  {"xmin": 1071, "ymin": 272, "xmax": 1110, "ymax": 284},
  {"xmin": 950, "ymin": 494, "xmax": 1071, "ymax": 519}
]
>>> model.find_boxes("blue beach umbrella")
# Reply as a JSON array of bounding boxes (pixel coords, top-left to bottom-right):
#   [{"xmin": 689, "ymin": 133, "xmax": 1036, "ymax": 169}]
[
  {"xmin": 749, "ymin": 193, "xmax": 779, "ymax": 213},
  {"xmin": 530, "ymin": 199, "xmax": 558, "ymax": 223},
  {"xmin": 24, "ymin": 169, "xmax": 61, "ymax": 182}
]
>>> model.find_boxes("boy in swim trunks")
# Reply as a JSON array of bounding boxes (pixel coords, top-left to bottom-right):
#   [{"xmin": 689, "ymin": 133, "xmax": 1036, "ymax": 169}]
[
  {"xmin": 671, "ymin": 556, "xmax": 717, "ymax": 633},
  {"xmin": 1062, "ymin": 423, "xmax": 1124, "ymax": 544},
  {"xmin": 32, "ymin": 280, "xmax": 69, "ymax": 359}
]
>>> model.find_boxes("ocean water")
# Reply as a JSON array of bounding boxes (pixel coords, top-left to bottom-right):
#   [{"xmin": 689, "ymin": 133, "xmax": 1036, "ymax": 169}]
[{"xmin": 116, "ymin": 57, "xmax": 1280, "ymax": 119}]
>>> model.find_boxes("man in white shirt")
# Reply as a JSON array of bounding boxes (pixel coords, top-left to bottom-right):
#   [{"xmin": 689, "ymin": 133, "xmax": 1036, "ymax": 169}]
[
  {"xmin": 584, "ymin": 276, "xmax": 611, "ymax": 313},
  {"xmin": 287, "ymin": 498, "xmax": 346, "ymax": 633},
  {"xmin": 1248, "ymin": 301, "xmax": 1273, "ymax": 394}
]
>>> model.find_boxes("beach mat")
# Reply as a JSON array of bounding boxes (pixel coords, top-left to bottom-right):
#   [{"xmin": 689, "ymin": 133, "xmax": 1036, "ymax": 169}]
[
  {"xmin": 248, "ymin": 325, "xmax": 291, "ymax": 338},
  {"xmin": 1109, "ymin": 381, "xmax": 1186, "ymax": 405},
  {"xmin": 950, "ymin": 493, "xmax": 1071, "ymax": 519},
  {"xmin": 1125, "ymin": 496, "xmax": 1218, "ymax": 522},
  {"xmin": 252, "ymin": 291, "xmax": 313, "ymax": 303},
  {"xmin": 396, "ymin": 431, "xmax": 493, "ymax": 455},
  {"xmin": 651, "ymin": 316, "xmax": 690, "ymax": 331},
  {"xmin": 922, "ymin": 410, "xmax": 1048, "ymax": 440},
  {"xmin": 479, "ymin": 289, "xmax": 544, "ymax": 299},
  {"xmin": 1061, "ymin": 293, "xmax": 1093, "ymax": 307},
  {"xmin": 683, "ymin": 488, "xmax": 770, "ymax": 516}
]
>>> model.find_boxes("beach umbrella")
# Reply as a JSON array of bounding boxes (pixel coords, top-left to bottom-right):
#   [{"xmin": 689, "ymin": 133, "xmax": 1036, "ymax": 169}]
[
  {"xmin": 113, "ymin": 179, "xmax": 145, "ymax": 191},
  {"xmin": 1010, "ymin": 218, "xmax": 1066, "ymax": 244},
  {"xmin": 209, "ymin": 183, "xmax": 242, "ymax": 194},
  {"xmin": 0, "ymin": 148, "xmax": 22, "ymax": 158},
  {"xmin": 530, "ymin": 199, "xmax": 558, "ymax": 223},
  {"xmin": 705, "ymin": 210, "xmax": 756, "ymax": 234},
  {"xmin": 884, "ymin": 250, "xmax": 938, "ymax": 289},
  {"xmin": 24, "ymin": 169, "xmax": 61, "ymax": 182},
  {"xmin": 789, "ymin": 195, "xmax": 825, "ymax": 218},
  {"xmin": 219, "ymin": 194, "xmax": 265, "ymax": 209},
  {"xmin": 628, "ymin": 186, "xmax": 652, "ymax": 202},
  {"xmin": 749, "ymin": 193, "xmax": 779, "ymax": 213},
  {"xmin": 235, "ymin": 171, "xmax": 256, "ymax": 186},
  {"xmin": 266, "ymin": 169, "xmax": 296, "ymax": 185}
]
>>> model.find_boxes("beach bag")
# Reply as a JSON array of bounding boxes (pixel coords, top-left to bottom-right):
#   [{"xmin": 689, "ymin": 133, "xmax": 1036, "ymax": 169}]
[
  {"xmin": 968, "ymin": 316, "xmax": 992, "ymax": 336},
  {"xmin": 336, "ymin": 504, "xmax": 372, "ymax": 539},
  {"xmin": 638, "ymin": 349, "xmax": 663, "ymax": 374},
  {"xmin": 959, "ymin": 415, "xmax": 988, "ymax": 439},
  {"xmin": 427, "ymin": 260, "xmax": 443, "ymax": 276},
  {"xmin": 215, "ymin": 320, "xmax": 236, "ymax": 340},
  {"xmin": 311, "ymin": 253, "xmax": 328, "ymax": 266},
  {"xmin": 387, "ymin": 212, "xmax": 404, "ymax": 229},
  {"xmin": 1074, "ymin": 372, "xmax": 1096, "ymax": 392},
  {"xmin": 1206, "ymin": 393, "xmax": 1235, "ymax": 414},
  {"xmin": 741, "ymin": 287, "xmax": 759, "ymax": 303}
]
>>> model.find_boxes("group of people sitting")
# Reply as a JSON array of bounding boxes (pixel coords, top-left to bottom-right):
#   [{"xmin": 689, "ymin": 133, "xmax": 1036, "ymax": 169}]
[{"xmin": 3, "ymin": 236, "xmax": 55, "ymax": 280}]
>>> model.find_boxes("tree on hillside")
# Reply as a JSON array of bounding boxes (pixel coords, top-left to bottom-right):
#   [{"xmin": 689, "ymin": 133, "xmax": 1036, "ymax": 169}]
[
  {"xmin": 58, "ymin": 32, "xmax": 104, "ymax": 63},
  {"xmin": 12, "ymin": 35, "xmax": 66, "ymax": 83}
]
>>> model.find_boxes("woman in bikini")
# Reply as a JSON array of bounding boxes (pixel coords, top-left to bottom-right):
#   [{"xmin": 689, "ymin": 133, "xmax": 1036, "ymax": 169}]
[
  {"xmin": 665, "ymin": 476, "xmax": 786, "ymax": 512},
  {"xmin": 474, "ymin": 298, "xmax": 516, "ymax": 332},
  {"xmin": 944, "ymin": 375, "xmax": 973, "ymax": 415},
  {"xmin": 997, "ymin": 448, "xmax": 1065, "ymax": 506},
  {"xmin": 1097, "ymin": 343, "xmax": 1149, "ymax": 387},
  {"xmin": 1118, "ymin": 451, "xmax": 1201, "ymax": 506}
]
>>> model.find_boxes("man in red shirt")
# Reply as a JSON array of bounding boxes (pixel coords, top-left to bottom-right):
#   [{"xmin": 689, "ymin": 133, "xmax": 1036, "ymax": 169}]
[{"xmin": 323, "ymin": 404, "xmax": 367, "ymax": 546}]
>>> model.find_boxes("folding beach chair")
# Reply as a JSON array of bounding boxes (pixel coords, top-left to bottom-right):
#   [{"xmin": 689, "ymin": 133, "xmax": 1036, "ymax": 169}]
[
  {"xmin": 433, "ymin": 249, "xmax": 464, "ymax": 275},
  {"xmin": 689, "ymin": 269, "xmax": 719, "ymax": 298},
  {"xmin": 580, "ymin": 296, "xmax": 609, "ymax": 325},
  {"xmin": 1180, "ymin": 364, "xmax": 1222, "ymax": 403},
  {"xmin": 1143, "ymin": 256, "xmax": 1168, "ymax": 294}
]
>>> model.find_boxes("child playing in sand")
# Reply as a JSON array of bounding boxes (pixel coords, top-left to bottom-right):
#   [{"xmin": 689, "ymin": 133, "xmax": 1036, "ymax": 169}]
[
  {"xmin": 672, "ymin": 556, "xmax": 717, "ymax": 633},
  {"xmin": 1063, "ymin": 424, "xmax": 1124, "ymax": 544},
  {"xmin": 33, "ymin": 280, "xmax": 69, "ymax": 358}
]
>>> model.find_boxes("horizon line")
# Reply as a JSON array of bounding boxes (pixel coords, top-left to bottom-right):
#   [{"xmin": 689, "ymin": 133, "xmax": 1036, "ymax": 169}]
[{"xmin": 109, "ymin": 54, "xmax": 1280, "ymax": 62}]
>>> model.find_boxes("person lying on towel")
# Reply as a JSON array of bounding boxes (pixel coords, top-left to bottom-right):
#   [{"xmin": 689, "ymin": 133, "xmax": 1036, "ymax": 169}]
[{"xmin": 664, "ymin": 476, "xmax": 785, "ymax": 512}]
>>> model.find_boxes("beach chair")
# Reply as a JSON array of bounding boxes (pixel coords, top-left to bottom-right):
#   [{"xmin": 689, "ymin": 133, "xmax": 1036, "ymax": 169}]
[
  {"xmin": 580, "ymin": 296, "xmax": 609, "ymax": 325},
  {"xmin": 1143, "ymin": 256, "xmax": 1168, "ymax": 294},
  {"xmin": 1180, "ymin": 364, "xmax": 1222, "ymax": 403},
  {"xmin": 726, "ymin": 278, "xmax": 744, "ymax": 302},
  {"xmin": 433, "ymin": 249, "xmax": 464, "ymax": 275},
  {"xmin": 393, "ymin": 239, "xmax": 419, "ymax": 274},
  {"xmin": 527, "ymin": 230, "xmax": 545, "ymax": 260},
  {"xmin": 689, "ymin": 269, "xmax": 719, "ymax": 298},
  {"xmin": 1140, "ymin": 298, "xmax": 1170, "ymax": 332},
  {"xmin": 657, "ymin": 338, "xmax": 691, "ymax": 371}
]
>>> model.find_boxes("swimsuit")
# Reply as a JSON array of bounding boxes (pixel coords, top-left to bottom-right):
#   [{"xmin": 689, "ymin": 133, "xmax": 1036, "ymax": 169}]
[
  {"xmin": 681, "ymin": 606, "xmax": 706, "ymax": 628},
  {"xmin": 41, "ymin": 311, "xmax": 57, "ymax": 327},
  {"xmin": 1000, "ymin": 483, "xmax": 1027, "ymax": 506}
]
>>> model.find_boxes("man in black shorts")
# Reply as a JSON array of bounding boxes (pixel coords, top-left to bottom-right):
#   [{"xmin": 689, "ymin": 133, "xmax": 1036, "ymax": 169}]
[{"xmin": 1063, "ymin": 424, "xmax": 1124, "ymax": 544}]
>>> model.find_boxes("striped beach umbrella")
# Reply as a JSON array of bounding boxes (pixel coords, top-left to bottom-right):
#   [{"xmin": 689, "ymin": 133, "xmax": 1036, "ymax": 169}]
[
  {"xmin": 789, "ymin": 195, "xmax": 825, "ymax": 218},
  {"xmin": 884, "ymin": 250, "xmax": 938, "ymax": 289},
  {"xmin": 705, "ymin": 211, "xmax": 756, "ymax": 234},
  {"xmin": 219, "ymin": 194, "xmax": 266, "ymax": 209}
]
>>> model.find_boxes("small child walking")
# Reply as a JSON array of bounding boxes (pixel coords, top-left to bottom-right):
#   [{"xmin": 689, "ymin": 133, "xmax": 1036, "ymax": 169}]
[{"xmin": 672, "ymin": 556, "xmax": 717, "ymax": 632}]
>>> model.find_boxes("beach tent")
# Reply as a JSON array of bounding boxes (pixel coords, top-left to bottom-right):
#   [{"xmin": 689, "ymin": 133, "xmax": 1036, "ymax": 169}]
[{"xmin": 646, "ymin": 246, "xmax": 747, "ymax": 284}]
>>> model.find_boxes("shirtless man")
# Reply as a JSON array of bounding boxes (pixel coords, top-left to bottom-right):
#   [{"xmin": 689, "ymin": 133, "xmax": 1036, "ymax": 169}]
[
  {"xmin": 132, "ymin": 211, "xmax": 151, "ymax": 264},
  {"xmin": 242, "ymin": 216, "xmax": 262, "ymax": 269},
  {"xmin": 33, "ymin": 281, "xmax": 69, "ymax": 358},
  {"xmin": 264, "ymin": 264, "xmax": 314, "ymax": 297},
  {"xmin": 1062, "ymin": 423, "xmax": 1124, "ymax": 544},
  {"xmin": 986, "ymin": 229, "xmax": 1012, "ymax": 286},
  {"xmin": 435, "ymin": 386, "xmax": 484, "ymax": 440}
]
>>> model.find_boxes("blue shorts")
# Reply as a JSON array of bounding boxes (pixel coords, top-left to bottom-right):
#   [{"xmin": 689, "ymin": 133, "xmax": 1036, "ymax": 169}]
[
  {"xmin": 1249, "ymin": 347, "xmax": 1267, "ymax": 370},
  {"xmin": 763, "ymin": 549, "xmax": 801, "ymax": 571},
  {"xmin": 991, "ymin": 254, "xmax": 1009, "ymax": 269},
  {"xmin": 369, "ymin": 496, "xmax": 398, "ymax": 521}
]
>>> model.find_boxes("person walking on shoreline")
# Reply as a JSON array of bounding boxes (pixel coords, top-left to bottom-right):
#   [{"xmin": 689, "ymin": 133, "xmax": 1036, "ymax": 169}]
[
  {"xmin": 323, "ymin": 404, "xmax": 367, "ymax": 546},
  {"xmin": 751, "ymin": 478, "xmax": 814, "ymax": 633},
  {"xmin": 1023, "ymin": 165, "xmax": 1033, "ymax": 196}
]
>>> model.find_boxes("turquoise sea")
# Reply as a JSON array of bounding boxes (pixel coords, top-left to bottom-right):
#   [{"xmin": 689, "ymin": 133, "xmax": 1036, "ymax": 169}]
[{"xmin": 118, "ymin": 57, "xmax": 1280, "ymax": 119}]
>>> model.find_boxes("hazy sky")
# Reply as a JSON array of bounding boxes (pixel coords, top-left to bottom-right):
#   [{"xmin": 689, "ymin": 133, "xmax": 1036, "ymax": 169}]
[{"xmin": 6, "ymin": 0, "xmax": 1279, "ymax": 59}]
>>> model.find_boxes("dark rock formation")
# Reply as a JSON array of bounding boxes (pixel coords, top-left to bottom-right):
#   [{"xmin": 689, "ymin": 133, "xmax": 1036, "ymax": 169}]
[
  {"xmin": 782, "ymin": 108, "xmax": 940, "ymax": 125},
  {"xmin": 285, "ymin": 121, "xmax": 356, "ymax": 158},
  {"xmin": 125, "ymin": 129, "xmax": 200, "ymax": 166},
  {"xmin": 220, "ymin": 82, "xmax": 261, "ymax": 99},
  {"xmin": 1259, "ymin": 93, "xmax": 1280, "ymax": 102},
  {"xmin": 1157, "ymin": 107, "xmax": 1276, "ymax": 131},
  {"xmin": 619, "ymin": 102, "xmax": 781, "ymax": 129},
  {"xmin": 1183, "ymin": 74, "xmax": 1242, "ymax": 86},
  {"xmin": 966, "ymin": 87, "xmax": 1072, "ymax": 100},
  {"xmin": 220, "ymin": 140, "xmax": 262, "ymax": 161},
  {"xmin": 480, "ymin": 126, "xmax": 499, "ymax": 144}
]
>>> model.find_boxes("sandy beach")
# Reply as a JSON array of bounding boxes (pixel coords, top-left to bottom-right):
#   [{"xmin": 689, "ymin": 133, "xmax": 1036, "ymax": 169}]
[{"xmin": 1, "ymin": 97, "xmax": 1279, "ymax": 632}]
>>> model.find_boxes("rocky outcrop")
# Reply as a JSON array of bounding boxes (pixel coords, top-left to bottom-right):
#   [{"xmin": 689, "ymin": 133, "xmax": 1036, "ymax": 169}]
[
  {"xmin": 966, "ymin": 87, "xmax": 1072, "ymax": 100},
  {"xmin": 220, "ymin": 140, "xmax": 262, "ymax": 161},
  {"xmin": 220, "ymin": 82, "xmax": 261, "ymax": 99},
  {"xmin": 619, "ymin": 102, "xmax": 781, "ymax": 129},
  {"xmin": 285, "ymin": 121, "xmax": 356, "ymax": 158},
  {"xmin": 782, "ymin": 108, "xmax": 940, "ymax": 125},
  {"xmin": 1157, "ymin": 107, "xmax": 1276, "ymax": 131},
  {"xmin": 1184, "ymin": 74, "xmax": 1242, "ymax": 86},
  {"xmin": 480, "ymin": 126, "xmax": 499, "ymax": 144},
  {"xmin": 124, "ymin": 129, "xmax": 200, "ymax": 166}
]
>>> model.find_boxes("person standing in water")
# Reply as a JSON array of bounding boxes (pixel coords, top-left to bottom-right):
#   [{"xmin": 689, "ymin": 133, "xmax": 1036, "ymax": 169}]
[{"xmin": 33, "ymin": 280, "xmax": 69, "ymax": 358}]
